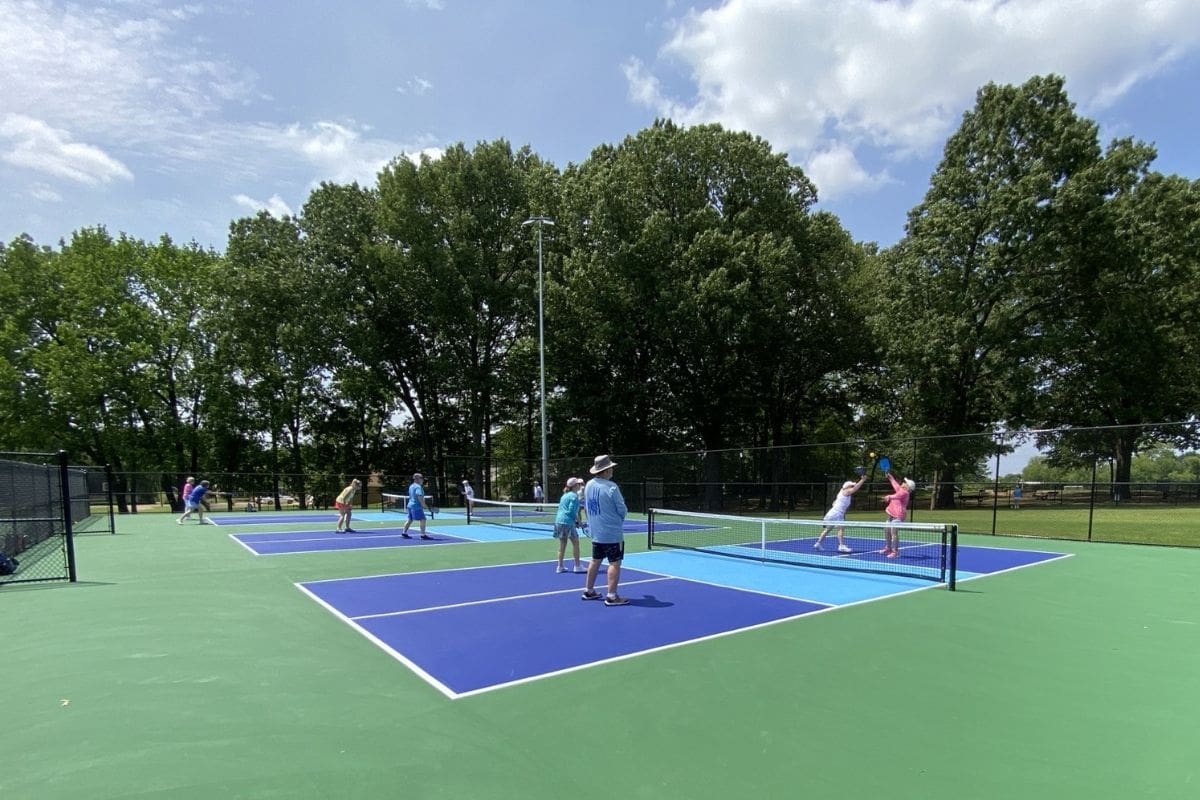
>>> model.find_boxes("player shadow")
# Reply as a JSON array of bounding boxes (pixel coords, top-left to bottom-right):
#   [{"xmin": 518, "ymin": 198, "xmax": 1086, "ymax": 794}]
[{"xmin": 627, "ymin": 593, "xmax": 673, "ymax": 608}]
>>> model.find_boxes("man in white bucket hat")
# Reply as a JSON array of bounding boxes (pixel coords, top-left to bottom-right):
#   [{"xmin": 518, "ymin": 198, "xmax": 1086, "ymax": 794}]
[{"xmin": 581, "ymin": 454, "xmax": 629, "ymax": 606}]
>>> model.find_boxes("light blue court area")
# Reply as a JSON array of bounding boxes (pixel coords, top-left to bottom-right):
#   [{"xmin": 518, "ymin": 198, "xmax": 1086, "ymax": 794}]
[
  {"xmin": 231, "ymin": 523, "xmax": 548, "ymax": 555},
  {"xmin": 623, "ymin": 549, "xmax": 933, "ymax": 606},
  {"xmin": 623, "ymin": 541, "xmax": 1069, "ymax": 606},
  {"xmin": 211, "ymin": 511, "xmax": 396, "ymax": 526}
]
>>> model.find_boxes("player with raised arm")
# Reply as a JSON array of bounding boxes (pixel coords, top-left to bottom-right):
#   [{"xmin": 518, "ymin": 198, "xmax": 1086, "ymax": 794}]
[
  {"xmin": 814, "ymin": 474, "xmax": 867, "ymax": 553},
  {"xmin": 880, "ymin": 472, "xmax": 916, "ymax": 558}
]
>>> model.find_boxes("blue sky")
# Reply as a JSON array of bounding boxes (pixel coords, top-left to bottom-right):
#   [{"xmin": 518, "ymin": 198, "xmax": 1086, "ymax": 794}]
[{"xmin": 2, "ymin": 0, "xmax": 1199, "ymax": 254}]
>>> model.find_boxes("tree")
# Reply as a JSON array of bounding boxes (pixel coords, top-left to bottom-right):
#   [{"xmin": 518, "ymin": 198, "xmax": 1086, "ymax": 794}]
[
  {"xmin": 867, "ymin": 75, "xmax": 1128, "ymax": 507},
  {"xmin": 221, "ymin": 212, "xmax": 335, "ymax": 509},
  {"xmin": 371, "ymin": 141, "xmax": 557, "ymax": 497},
  {"xmin": 553, "ymin": 121, "xmax": 863, "ymax": 506},
  {"xmin": 1033, "ymin": 169, "xmax": 1200, "ymax": 495}
]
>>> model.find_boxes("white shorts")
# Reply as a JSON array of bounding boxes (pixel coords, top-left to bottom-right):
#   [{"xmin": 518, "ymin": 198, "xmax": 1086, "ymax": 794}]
[{"xmin": 822, "ymin": 511, "xmax": 845, "ymax": 523}]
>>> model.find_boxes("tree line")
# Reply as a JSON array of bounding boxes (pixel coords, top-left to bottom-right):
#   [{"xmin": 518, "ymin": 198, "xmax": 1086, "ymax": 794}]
[{"xmin": 1, "ymin": 75, "xmax": 1197, "ymax": 509}]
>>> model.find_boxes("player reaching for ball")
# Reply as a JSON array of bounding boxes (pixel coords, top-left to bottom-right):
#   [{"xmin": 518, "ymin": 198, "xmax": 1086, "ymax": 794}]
[
  {"xmin": 813, "ymin": 474, "xmax": 867, "ymax": 553},
  {"xmin": 879, "ymin": 471, "xmax": 916, "ymax": 558}
]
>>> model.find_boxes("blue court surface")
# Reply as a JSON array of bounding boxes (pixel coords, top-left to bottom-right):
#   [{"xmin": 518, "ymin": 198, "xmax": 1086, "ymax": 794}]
[
  {"xmin": 231, "ymin": 523, "xmax": 545, "ymax": 555},
  {"xmin": 211, "ymin": 511, "xmax": 398, "ymax": 526},
  {"xmin": 296, "ymin": 544, "xmax": 1070, "ymax": 699}
]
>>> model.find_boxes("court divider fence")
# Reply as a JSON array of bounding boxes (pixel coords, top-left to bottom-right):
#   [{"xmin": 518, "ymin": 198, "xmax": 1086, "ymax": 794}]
[{"xmin": 0, "ymin": 450, "xmax": 107, "ymax": 586}]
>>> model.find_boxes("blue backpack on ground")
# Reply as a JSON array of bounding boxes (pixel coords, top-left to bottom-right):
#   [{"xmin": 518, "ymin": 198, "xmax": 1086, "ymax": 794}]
[{"xmin": 0, "ymin": 552, "xmax": 19, "ymax": 575}]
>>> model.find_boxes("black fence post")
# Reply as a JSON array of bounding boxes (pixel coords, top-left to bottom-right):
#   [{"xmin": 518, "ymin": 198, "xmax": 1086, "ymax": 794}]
[
  {"xmin": 57, "ymin": 450, "xmax": 78, "ymax": 582},
  {"xmin": 990, "ymin": 447, "xmax": 1000, "ymax": 536},
  {"xmin": 105, "ymin": 463, "xmax": 116, "ymax": 534},
  {"xmin": 1087, "ymin": 458, "xmax": 1097, "ymax": 542}
]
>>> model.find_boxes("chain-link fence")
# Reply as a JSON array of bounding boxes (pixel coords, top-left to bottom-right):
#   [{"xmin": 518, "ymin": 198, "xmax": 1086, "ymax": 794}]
[{"xmin": 0, "ymin": 451, "xmax": 85, "ymax": 585}]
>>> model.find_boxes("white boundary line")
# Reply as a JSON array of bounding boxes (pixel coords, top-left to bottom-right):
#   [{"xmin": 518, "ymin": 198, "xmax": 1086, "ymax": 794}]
[
  {"xmin": 294, "ymin": 581, "xmax": 458, "ymax": 700},
  {"xmin": 296, "ymin": 546, "xmax": 1073, "ymax": 700},
  {"xmin": 227, "ymin": 533, "xmax": 261, "ymax": 556},
  {"xmin": 350, "ymin": 578, "xmax": 672, "ymax": 620},
  {"xmin": 299, "ymin": 557, "xmax": 575, "ymax": 585},
  {"xmin": 954, "ymin": 551, "xmax": 1075, "ymax": 584}
]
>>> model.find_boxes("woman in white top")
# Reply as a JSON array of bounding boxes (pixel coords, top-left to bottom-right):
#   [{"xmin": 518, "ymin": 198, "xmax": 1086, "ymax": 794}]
[
  {"xmin": 461, "ymin": 479, "xmax": 475, "ymax": 512},
  {"xmin": 813, "ymin": 475, "xmax": 867, "ymax": 553}
]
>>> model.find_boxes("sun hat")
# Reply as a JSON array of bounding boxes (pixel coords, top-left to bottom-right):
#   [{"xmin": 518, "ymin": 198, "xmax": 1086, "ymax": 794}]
[
  {"xmin": 462, "ymin": 479, "xmax": 470, "ymax": 485},
  {"xmin": 589, "ymin": 454, "xmax": 617, "ymax": 474},
  {"xmin": 904, "ymin": 478, "xmax": 916, "ymax": 491},
  {"xmin": 842, "ymin": 481, "xmax": 856, "ymax": 490},
  {"xmin": 566, "ymin": 477, "xmax": 583, "ymax": 488},
  {"xmin": 413, "ymin": 472, "xmax": 423, "ymax": 480}
]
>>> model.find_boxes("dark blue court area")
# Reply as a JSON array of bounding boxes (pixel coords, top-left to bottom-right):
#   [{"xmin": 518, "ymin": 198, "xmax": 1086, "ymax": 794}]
[{"xmin": 297, "ymin": 544, "xmax": 1070, "ymax": 698}]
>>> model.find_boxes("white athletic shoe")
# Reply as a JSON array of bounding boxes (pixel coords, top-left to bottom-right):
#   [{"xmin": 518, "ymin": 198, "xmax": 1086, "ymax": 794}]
[
  {"xmin": 838, "ymin": 544, "xmax": 852, "ymax": 553},
  {"xmin": 812, "ymin": 542, "xmax": 822, "ymax": 550},
  {"xmin": 573, "ymin": 564, "xmax": 586, "ymax": 573},
  {"xmin": 556, "ymin": 565, "xmax": 566, "ymax": 574}
]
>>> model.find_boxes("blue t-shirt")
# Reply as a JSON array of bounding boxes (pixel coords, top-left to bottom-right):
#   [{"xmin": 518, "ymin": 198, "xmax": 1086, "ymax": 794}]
[
  {"xmin": 584, "ymin": 477, "xmax": 626, "ymax": 543},
  {"xmin": 407, "ymin": 482, "xmax": 424, "ymax": 509},
  {"xmin": 555, "ymin": 491, "xmax": 581, "ymax": 526},
  {"xmin": 187, "ymin": 485, "xmax": 208, "ymax": 504}
]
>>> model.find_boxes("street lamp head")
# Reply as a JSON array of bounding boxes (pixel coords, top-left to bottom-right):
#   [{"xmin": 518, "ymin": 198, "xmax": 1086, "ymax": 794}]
[{"xmin": 522, "ymin": 215, "xmax": 555, "ymax": 226}]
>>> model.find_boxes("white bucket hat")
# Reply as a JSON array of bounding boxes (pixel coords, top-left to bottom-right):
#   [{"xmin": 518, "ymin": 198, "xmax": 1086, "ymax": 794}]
[{"xmin": 589, "ymin": 454, "xmax": 618, "ymax": 474}]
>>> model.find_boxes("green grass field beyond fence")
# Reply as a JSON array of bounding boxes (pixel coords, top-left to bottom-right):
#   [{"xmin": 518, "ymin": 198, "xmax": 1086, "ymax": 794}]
[{"xmin": 5, "ymin": 511, "xmax": 1199, "ymax": 799}]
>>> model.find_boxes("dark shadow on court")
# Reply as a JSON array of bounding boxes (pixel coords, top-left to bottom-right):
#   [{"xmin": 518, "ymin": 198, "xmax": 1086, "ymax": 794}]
[{"xmin": 628, "ymin": 594, "xmax": 673, "ymax": 608}]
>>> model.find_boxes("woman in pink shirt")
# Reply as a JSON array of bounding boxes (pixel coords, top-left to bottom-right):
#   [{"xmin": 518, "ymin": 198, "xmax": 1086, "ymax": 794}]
[{"xmin": 879, "ymin": 472, "xmax": 916, "ymax": 558}]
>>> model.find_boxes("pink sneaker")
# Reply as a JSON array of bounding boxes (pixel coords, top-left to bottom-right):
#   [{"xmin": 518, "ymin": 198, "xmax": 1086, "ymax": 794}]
[{"xmin": 886, "ymin": 550, "xmax": 899, "ymax": 558}]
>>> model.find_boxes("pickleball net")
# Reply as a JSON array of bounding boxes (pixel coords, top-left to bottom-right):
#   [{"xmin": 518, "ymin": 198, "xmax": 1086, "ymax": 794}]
[
  {"xmin": 381, "ymin": 491, "xmax": 439, "ymax": 518},
  {"xmin": 466, "ymin": 498, "xmax": 557, "ymax": 533},
  {"xmin": 648, "ymin": 508, "xmax": 957, "ymax": 588}
]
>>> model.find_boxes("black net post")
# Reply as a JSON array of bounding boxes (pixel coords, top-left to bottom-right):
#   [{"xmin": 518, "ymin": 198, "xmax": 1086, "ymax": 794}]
[
  {"xmin": 57, "ymin": 450, "xmax": 78, "ymax": 583},
  {"xmin": 105, "ymin": 464, "xmax": 116, "ymax": 535},
  {"xmin": 948, "ymin": 525, "xmax": 958, "ymax": 591}
]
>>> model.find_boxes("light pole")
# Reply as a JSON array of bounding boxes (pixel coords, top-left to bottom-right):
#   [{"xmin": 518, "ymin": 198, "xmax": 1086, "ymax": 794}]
[{"xmin": 522, "ymin": 215, "xmax": 554, "ymax": 501}]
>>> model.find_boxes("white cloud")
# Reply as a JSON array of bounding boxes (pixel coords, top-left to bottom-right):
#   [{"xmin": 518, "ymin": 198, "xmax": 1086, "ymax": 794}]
[
  {"xmin": 632, "ymin": 0, "xmax": 1200, "ymax": 197},
  {"xmin": 0, "ymin": 0, "xmax": 260, "ymax": 146},
  {"xmin": 396, "ymin": 76, "xmax": 433, "ymax": 95},
  {"xmin": 0, "ymin": 114, "xmax": 133, "ymax": 185},
  {"xmin": 232, "ymin": 193, "xmax": 294, "ymax": 219},
  {"xmin": 804, "ymin": 144, "xmax": 890, "ymax": 201},
  {"xmin": 234, "ymin": 120, "xmax": 444, "ymax": 187},
  {"xmin": 30, "ymin": 184, "xmax": 63, "ymax": 203}
]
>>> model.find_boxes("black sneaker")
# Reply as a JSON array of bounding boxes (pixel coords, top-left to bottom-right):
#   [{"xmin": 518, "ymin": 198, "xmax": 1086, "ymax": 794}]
[
  {"xmin": 344, "ymin": 528, "xmax": 355, "ymax": 533},
  {"xmin": 419, "ymin": 534, "xmax": 432, "ymax": 540},
  {"xmin": 604, "ymin": 595, "xmax": 630, "ymax": 606},
  {"xmin": 401, "ymin": 532, "xmax": 411, "ymax": 539},
  {"xmin": 334, "ymin": 529, "xmax": 345, "ymax": 535},
  {"xmin": 581, "ymin": 590, "xmax": 601, "ymax": 601}
]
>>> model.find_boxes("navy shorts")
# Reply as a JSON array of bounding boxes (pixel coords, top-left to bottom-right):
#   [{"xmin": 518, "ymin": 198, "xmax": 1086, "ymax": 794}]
[{"xmin": 591, "ymin": 541, "xmax": 624, "ymax": 563}]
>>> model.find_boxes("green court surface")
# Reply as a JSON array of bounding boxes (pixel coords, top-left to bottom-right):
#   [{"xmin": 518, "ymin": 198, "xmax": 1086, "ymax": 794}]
[{"xmin": 5, "ymin": 512, "xmax": 1199, "ymax": 799}]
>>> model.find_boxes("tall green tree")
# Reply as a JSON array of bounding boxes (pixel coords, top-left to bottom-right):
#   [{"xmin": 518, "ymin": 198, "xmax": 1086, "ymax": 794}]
[
  {"xmin": 1033, "ymin": 170, "xmax": 1200, "ymax": 493},
  {"xmin": 221, "ymin": 212, "xmax": 335, "ymax": 507},
  {"xmin": 867, "ymin": 75, "xmax": 1138, "ymax": 506},
  {"xmin": 553, "ymin": 121, "xmax": 863, "ymax": 502},
  {"xmin": 371, "ymin": 140, "xmax": 557, "ymax": 498}
]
